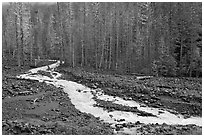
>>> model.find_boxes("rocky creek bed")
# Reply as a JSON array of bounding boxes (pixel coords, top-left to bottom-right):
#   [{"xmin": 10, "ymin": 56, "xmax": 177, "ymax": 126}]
[
  {"xmin": 2, "ymin": 61, "xmax": 112, "ymax": 135},
  {"xmin": 2, "ymin": 61, "xmax": 202, "ymax": 135}
]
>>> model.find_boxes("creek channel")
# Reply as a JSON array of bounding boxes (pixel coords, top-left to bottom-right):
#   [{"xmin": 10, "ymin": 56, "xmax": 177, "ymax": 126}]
[{"xmin": 17, "ymin": 61, "xmax": 202, "ymax": 134}]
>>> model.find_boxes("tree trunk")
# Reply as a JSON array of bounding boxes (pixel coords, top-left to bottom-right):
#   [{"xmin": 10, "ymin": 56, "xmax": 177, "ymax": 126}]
[
  {"xmin": 94, "ymin": 19, "xmax": 98, "ymax": 69},
  {"xmin": 81, "ymin": 3, "xmax": 86, "ymax": 67},
  {"xmin": 16, "ymin": 11, "xmax": 21, "ymax": 67},
  {"xmin": 99, "ymin": 3, "xmax": 106, "ymax": 69},
  {"xmin": 20, "ymin": 7, "xmax": 24, "ymax": 66},
  {"xmin": 115, "ymin": 3, "xmax": 119, "ymax": 70},
  {"xmin": 99, "ymin": 32, "xmax": 105, "ymax": 69},
  {"xmin": 179, "ymin": 39, "xmax": 183, "ymax": 76},
  {"xmin": 30, "ymin": 32, "xmax": 34, "ymax": 66},
  {"xmin": 69, "ymin": 3, "xmax": 74, "ymax": 67},
  {"xmin": 108, "ymin": 15, "xmax": 112, "ymax": 70},
  {"xmin": 57, "ymin": 2, "xmax": 65, "ymax": 62}
]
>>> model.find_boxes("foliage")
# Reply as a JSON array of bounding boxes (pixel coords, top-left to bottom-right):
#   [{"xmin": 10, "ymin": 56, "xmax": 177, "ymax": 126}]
[
  {"xmin": 152, "ymin": 55, "xmax": 177, "ymax": 77},
  {"xmin": 2, "ymin": 2, "xmax": 202, "ymax": 77}
]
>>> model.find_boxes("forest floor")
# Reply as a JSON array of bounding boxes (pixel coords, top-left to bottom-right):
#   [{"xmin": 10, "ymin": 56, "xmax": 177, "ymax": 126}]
[{"xmin": 2, "ymin": 59, "xmax": 202, "ymax": 135}]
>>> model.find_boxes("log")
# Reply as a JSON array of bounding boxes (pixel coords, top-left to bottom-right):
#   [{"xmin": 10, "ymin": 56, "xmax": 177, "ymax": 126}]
[
  {"xmin": 136, "ymin": 76, "xmax": 153, "ymax": 80},
  {"xmin": 6, "ymin": 76, "xmax": 39, "ymax": 82}
]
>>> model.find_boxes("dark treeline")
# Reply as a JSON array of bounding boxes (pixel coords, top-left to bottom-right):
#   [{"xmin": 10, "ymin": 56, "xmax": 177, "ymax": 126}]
[{"xmin": 2, "ymin": 2, "xmax": 202, "ymax": 77}]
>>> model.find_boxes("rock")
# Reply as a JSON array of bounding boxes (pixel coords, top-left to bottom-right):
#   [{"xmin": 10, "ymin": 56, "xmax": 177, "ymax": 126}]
[
  {"xmin": 122, "ymin": 123, "xmax": 127, "ymax": 127},
  {"xmin": 118, "ymin": 119, "xmax": 125, "ymax": 122},
  {"xmin": 76, "ymin": 89, "xmax": 81, "ymax": 92},
  {"xmin": 155, "ymin": 123, "xmax": 159, "ymax": 126},
  {"xmin": 158, "ymin": 111, "xmax": 164, "ymax": 114},
  {"xmin": 144, "ymin": 100, "xmax": 149, "ymax": 104},
  {"xmin": 135, "ymin": 121, "xmax": 141, "ymax": 125},
  {"xmin": 96, "ymin": 117, "xmax": 100, "ymax": 120},
  {"xmin": 149, "ymin": 99, "xmax": 157, "ymax": 103},
  {"xmin": 162, "ymin": 123, "xmax": 168, "ymax": 126},
  {"xmin": 183, "ymin": 114, "xmax": 191, "ymax": 119},
  {"xmin": 61, "ymin": 117, "xmax": 67, "ymax": 121},
  {"xmin": 115, "ymin": 124, "xmax": 123, "ymax": 129},
  {"xmin": 115, "ymin": 127, "xmax": 120, "ymax": 131},
  {"xmin": 181, "ymin": 111, "xmax": 187, "ymax": 115},
  {"xmin": 151, "ymin": 96, "xmax": 160, "ymax": 100},
  {"xmin": 140, "ymin": 104, "xmax": 146, "ymax": 107},
  {"xmin": 182, "ymin": 126, "xmax": 188, "ymax": 130},
  {"xmin": 127, "ymin": 122, "xmax": 135, "ymax": 128},
  {"xmin": 91, "ymin": 84, "xmax": 98, "ymax": 89},
  {"xmin": 41, "ymin": 117, "xmax": 49, "ymax": 122},
  {"xmin": 55, "ymin": 109, "xmax": 60, "ymax": 112},
  {"xmin": 51, "ymin": 108, "xmax": 60, "ymax": 112}
]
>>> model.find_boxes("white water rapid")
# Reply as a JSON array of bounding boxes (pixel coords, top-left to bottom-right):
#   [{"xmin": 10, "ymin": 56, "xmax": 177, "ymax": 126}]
[{"xmin": 17, "ymin": 61, "xmax": 202, "ymax": 134}]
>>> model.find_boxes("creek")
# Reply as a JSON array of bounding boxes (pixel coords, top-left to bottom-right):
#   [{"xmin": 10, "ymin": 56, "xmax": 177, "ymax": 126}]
[{"xmin": 17, "ymin": 61, "xmax": 202, "ymax": 134}]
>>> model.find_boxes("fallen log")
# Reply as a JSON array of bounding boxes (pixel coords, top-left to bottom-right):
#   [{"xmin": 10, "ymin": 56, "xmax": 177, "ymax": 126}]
[
  {"xmin": 6, "ymin": 76, "xmax": 39, "ymax": 82},
  {"xmin": 17, "ymin": 90, "xmax": 33, "ymax": 95},
  {"xmin": 136, "ymin": 76, "xmax": 153, "ymax": 80}
]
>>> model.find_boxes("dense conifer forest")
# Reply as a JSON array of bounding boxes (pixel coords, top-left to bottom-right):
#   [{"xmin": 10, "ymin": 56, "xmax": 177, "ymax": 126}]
[{"xmin": 2, "ymin": 2, "xmax": 202, "ymax": 77}]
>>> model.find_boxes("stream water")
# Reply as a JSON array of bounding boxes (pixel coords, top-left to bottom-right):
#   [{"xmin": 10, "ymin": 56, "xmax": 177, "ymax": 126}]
[{"xmin": 17, "ymin": 61, "xmax": 202, "ymax": 134}]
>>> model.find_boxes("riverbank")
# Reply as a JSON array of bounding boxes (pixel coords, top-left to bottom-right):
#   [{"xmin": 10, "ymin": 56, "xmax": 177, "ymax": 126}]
[
  {"xmin": 2, "ymin": 60, "xmax": 202, "ymax": 135},
  {"xmin": 57, "ymin": 66, "xmax": 202, "ymax": 117},
  {"xmin": 56, "ymin": 66, "xmax": 202, "ymax": 134},
  {"xmin": 2, "ymin": 61, "xmax": 113, "ymax": 135}
]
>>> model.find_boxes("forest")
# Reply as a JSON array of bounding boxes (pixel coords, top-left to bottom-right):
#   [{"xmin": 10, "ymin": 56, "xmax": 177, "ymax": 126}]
[
  {"xmin": 2, "ymin": 2, "xmax": 203, "ymax": 135},
  {"xmin": 2, "ymin": 2, "xmax": 202, "ymax": 77}
]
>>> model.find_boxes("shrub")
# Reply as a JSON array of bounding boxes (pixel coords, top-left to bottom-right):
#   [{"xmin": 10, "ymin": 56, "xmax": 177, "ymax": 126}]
[{"xmin": 152, "ymin": 55, "xmax": 178, "ymax": 77}]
